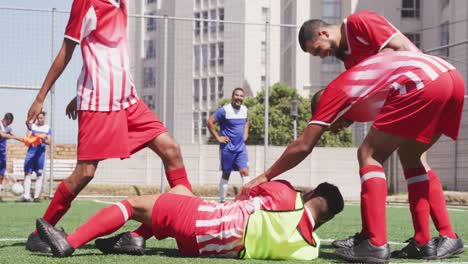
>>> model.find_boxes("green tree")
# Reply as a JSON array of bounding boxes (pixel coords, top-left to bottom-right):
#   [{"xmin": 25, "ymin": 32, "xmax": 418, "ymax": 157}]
[{"xmin": 208, "ymin": 82, "xmax": 353, "ymax": 147}]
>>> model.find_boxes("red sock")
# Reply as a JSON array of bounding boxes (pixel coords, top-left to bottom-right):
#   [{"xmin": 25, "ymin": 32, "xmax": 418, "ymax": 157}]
[
  {"xmin": 427, "ymin": 170, "xmax": 456, "ymax": 238},
  {"xmin": 360, "ymin": 165, "xmax": 387, "ymax": 246},
  {"xmin": 66, "ymin": 200, "xmax": 133, "ymax": 249},
  {"xmin": 404, "ymin": 167, "xmax": 431, "ymax": 245},
  {"xmin": 32, "ymin": 181, "xmax": 77, "ymax": 235},
  {"xmin": 166, "ymin": 167, "xmax": 192, "ymax": 191},
  {"xmin": 130, "ymin": 224, "xmax": 154, "ymax": 239}
]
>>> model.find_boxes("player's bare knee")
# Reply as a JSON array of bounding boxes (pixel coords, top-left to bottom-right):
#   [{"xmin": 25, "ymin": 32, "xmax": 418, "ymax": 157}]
[{"xmin": 163, "ymin": 141, "xmax": 182, "ymax": 160}]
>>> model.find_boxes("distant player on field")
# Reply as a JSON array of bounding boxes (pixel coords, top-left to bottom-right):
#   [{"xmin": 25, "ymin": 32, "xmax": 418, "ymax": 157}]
[
  {"xmin": 25, "ymin": 0, "xmax": 191, "ymax": 254},
  {"xmin": 17, "ymin": 112, "xmax": 52, "ymax": 203},
  {"xmin": 36, "ymin": 179, "xmax": 343, "ymax": 260},
  {"xmin": 208, "ymin": 87, "xmax": 250, "ymax": 203},
  {"xmin": 240, "ymin": 51, "xmax": 465, "ymax": 263},
  {"xmin": 0, "ymin": 113, "xmax": 16, "ymax": 201},
  {"xmin": 297, "ymin": 10, "xmax": 462, "ymax": 260}
]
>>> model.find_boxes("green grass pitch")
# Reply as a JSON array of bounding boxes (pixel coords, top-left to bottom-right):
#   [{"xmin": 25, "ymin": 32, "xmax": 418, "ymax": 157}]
[{"xmin": 0, "ymin": 200, "xmax": 466, "ymax": 263}]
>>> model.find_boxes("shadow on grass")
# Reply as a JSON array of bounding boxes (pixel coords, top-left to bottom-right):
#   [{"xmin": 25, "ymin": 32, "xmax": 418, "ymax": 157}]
[{"xmin": 146, "ymin": 247, "xmax": 181, "ymax": 257}]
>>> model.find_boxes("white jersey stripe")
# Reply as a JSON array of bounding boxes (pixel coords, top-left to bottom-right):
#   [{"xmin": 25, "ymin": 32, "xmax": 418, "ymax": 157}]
[
  {"xmin": 198, "ymin": 239, "xmax": 243, "ymax": 253},
  {"xmin": 350, "ymin": 69, "xmax": 384, "ymax": 80},
  {"xmin": 403, "ymin": 71, "xmax": 424, "ymax": 90},
  {"xmin": 196, "ymin": 214, "xmax": 238, "ymax": 227},
  {"xmin": 389, "ymin": 60, "xmax": 438, "ymax": 80},
  {"xmin": 431, "ymin": 56, "xmax": 456, "ymax": 70},
  {"xmin": 196, "ymin": 228, "xmax": 243, "ymax": 243}
]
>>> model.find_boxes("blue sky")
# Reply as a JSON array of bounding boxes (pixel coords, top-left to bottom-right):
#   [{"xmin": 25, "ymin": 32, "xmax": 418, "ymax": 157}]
[{"xmin": 0, "ymin": 0, "xmax": 78, "ymax": 143}]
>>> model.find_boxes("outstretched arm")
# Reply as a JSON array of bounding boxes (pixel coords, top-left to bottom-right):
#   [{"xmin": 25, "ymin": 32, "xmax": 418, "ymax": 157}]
[
  {"xmin": 238, "ymin": 124, "xmax": 327, "ymax": 199},
  {"xmin": 26, "ymin": 38, "xmax": 77, "ymax": 128}
]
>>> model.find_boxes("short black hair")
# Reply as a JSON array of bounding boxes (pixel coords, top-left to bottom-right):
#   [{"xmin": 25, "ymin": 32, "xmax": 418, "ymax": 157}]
[
  {"xmin": 38, "ymin": 111, "xmax": 46, "ymax": 116},
  {"xmin": 232, "ymin": 87, "xmax": 245, "ymax": 97},
  {"xmin": 310, "ymin": 89, "xmax": 325, "ymax": 115},
  {"xmin": 311, "ymin": 182, "xmax": 344, "ymax": 216},
  {"xmin": 4, "ymin": 112, "xmax": 14, "ymax": 122},
  {"xmin": 298, "ymin": 19, "xmax": 330, "ymax": 52}
]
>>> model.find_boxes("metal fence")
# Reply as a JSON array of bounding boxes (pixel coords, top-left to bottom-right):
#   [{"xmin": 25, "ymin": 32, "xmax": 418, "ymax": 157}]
[{"xmin": 0, "ymin": 7, "xmax": 467, "ymax": 195}]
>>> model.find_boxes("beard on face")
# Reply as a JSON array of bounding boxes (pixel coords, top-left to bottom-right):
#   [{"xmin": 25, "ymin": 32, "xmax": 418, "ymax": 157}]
[{"xmin": 330, "ymin": 40, "xmax": 345, "ymax": 60}]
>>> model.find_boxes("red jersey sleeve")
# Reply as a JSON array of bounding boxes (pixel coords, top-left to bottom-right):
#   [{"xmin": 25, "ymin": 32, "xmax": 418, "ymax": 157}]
[
  {"xmin": 348, "ymin": 11, "xmax": 398, "ymax": 53},
  {"xmin": 249, "ymin": 180, "xmax": 298, "ymax": 211},
  {"xmin": 310, "ymin": 83, "xmax": 351, "ymax": 126},
  {"xmin": 64, "ymin": 0, "xmax": 92, "ymax": 44}
]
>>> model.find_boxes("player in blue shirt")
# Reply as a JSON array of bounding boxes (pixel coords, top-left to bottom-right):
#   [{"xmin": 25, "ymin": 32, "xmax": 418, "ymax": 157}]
[
  {"xmin": 208, "ymin": 88, "xmax": 250, "ymax": 202},
  {"xmin": 0, "ymin": 113, "xmax": 16, "ymax": 200},
  {"xmin": 19, "ymin": 112, "xmax": 52, "ymax": 203}
]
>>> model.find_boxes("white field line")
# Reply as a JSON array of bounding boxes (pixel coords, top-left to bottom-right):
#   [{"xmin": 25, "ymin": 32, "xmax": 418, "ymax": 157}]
[{"xmin": 346, "ymin": 203, "xmax": 468, "ymax": 212}]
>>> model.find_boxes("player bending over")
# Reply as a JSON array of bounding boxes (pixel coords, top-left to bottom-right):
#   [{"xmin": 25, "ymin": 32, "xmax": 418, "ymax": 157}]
[{"xmin": 36, "ymin": 180, "xmax": 343, "ymax": 260}]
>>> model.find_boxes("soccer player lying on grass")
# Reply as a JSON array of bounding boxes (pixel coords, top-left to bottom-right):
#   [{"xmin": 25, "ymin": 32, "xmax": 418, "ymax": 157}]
[
  {"xmin": 239, "ymin": 51, "xmax": 465, "ymax": 263},
  {"xmin": 36, "ymin": 180, "xmax": 343, "ymax": 259}
]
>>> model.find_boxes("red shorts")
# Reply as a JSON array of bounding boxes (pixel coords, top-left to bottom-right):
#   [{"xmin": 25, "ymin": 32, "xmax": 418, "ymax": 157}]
[
  {"xmin": 77, "ymin": 100, "xmax": 168, "ymax": 160},
  {"xmin": 152, "ymin": 193, "xmax": 203, "ymax": 257},
  {"xmin": 373, "ymin": 70, "xmax": 465, "ymax": 144}
]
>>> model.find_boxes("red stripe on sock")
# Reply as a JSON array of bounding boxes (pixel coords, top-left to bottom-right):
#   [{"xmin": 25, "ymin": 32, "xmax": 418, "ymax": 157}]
[{"xmin": 67, "ymin": 200, "xmax": 133, "ymax": 249}]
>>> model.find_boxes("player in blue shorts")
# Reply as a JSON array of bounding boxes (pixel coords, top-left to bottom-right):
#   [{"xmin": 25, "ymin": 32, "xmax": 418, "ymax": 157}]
[
  {"xmin": 19, "ymin": 112, "xmax": 52, "ymax": 203},
  {"xmin": 0, "ymin": 113, "xmax": 16, "ymax": 201},
  {"xmin": 208, "ymin": 87, "xmax": 250, "ymax": 202}
]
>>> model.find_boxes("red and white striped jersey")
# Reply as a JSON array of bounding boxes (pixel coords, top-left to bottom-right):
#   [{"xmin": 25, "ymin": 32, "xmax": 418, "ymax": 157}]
[
  {"xmin": 65, "ymin": 0, "xmax": 138, "ymax": 112},
  {"xmin": 310, "ymin": 51, "xmax": 456, "ymax": 125},
  {"xmin": 342, "ymin": 10, "xmax": 421, "ymax": 69},
  {"xmin": 195, "ymin": 180, "xmax": 315, "ymax": 258}
]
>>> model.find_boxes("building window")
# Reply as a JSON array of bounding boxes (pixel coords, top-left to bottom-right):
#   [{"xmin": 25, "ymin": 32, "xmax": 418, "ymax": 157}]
[
  {"xmin": 440, "ymin": 22, "xmax": 449, "ymax": 56},
  {"xmin": 194, "ymin": 13, "xmax": 201, "ymax": 36},
  {"xmin": 201, "ymin": 112, "xmax": 208, "ymax": 135},
  {"xmin": 146, "ymin": 13, "xmax": 156, "ymax": 32},
  {"xmin": 261, "ymin": 41, "xmax": 266, "ymax": 65},
  {"xmin": 322, "ymin": 0, "xmax": 341, "ymax": 24},
  {"xmin": 194, "ymin": 45, "xmax": 200, "ymax": 71},
  {"xmin": 218, "ymin": 42, "xmax": 224, "ymax": 65},
  {"xmin": 218, "ymin": 8, "xmax": 224, "ymax": 32},
  {"xmin": 145, "ymin": 40, "xmax": 156, "ymax": 58},
  {"xmin": 202, "ymin": 44, "xmax": 208, "ymax": 70},
  {"xmin": 401, "ymin": 0, "xmax": 420, "ymax": 18},
  {"xmin": 147, "ymin": 0, "xmax": 157, "ymax": 4},
  {"xmin": 195, "ymin": 0, "xmax": 201, "ymax": 9},
  {"xmin": 217, "ymin": 76, "xmax": 224, "ymax": 99},
  {"xmin": 210, "ymin": 44, "xmax": 216, "ymax": 67},
  {"xmin": 144, "ymin": 67, "xmax": 155, "ymax": 87},
  {"xmin": 322, "ymin": 56, "xmax": 339, "ymax": 64},
  {"xmin": 194, "ymin": 79, "xmax": 200, "ymax": 105},
  {"xmin": 193, "ymin": 112, "xmax": 199, "ymax": 136},
  {"xmin": 202, "ymin": 11, "xmax": 209, "ymax": 34},
  {"xmin": 210, "ymin": 9, "xmax": 217, "ymax": 33},
  {"xmin": 210, "ymin": 77, "xmax": 216, "ymax": 101},
  {"xmin": 261, "ymin": 75, "xmax": 266, "ymax": 88},
  {"xmin": 261, "ymin": 7, "xmax": 269, "ymax": 22},
  {"xmin": 404, "ymin": 33, "xmax": 421, "ymax": 48},
  {"xmin": 143, "ymin": 95, "xmax": 155, "ymax": 110},
  {"xmin": 202, "ymin": 78, "xmax": 208, "ymax": 102}
]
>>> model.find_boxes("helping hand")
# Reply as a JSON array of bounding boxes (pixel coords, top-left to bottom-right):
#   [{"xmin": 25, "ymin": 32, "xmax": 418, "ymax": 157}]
[
  {"xmin": 26, "ymin": 99, "xmax": 43, "ymax": 130},
  {"xmin": 66, "ymin": 97, "xmax": 78, "ymax": 120},
  {"xmin": 236, "ymin": 174, "xmax": 268, "ymax": 201}
]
